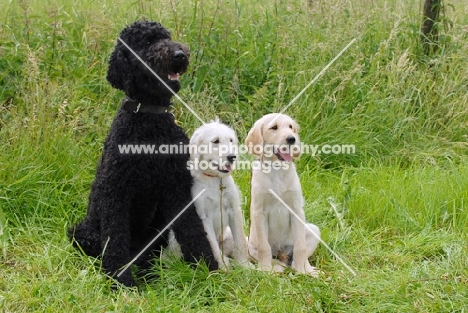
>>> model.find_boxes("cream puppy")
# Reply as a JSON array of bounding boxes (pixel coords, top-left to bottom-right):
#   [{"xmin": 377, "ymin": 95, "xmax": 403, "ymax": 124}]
[
  {"xmin": 188, "ymin": 120, "xmax": 250, "ymax": 268},
  {"xmin": 245, "ymin": 113, "xmax": 320, "ymax": 276}
]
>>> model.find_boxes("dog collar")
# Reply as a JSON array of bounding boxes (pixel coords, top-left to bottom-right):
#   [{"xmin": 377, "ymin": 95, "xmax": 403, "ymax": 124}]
[
  {"xmin": 203, "ymin": 173, "xmax": 217, "ymax": 178},
  {"xmin": 121, "ymin": 98, "xmax": 172, "ymax": 114}
]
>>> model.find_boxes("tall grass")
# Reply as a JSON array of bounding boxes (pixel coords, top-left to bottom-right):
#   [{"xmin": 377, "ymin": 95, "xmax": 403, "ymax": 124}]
[{"xmin": 1, "ymin": 0, "xmax": 467, "ymax": 311}]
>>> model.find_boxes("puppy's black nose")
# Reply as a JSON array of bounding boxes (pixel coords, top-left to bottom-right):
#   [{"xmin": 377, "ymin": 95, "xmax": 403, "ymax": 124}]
[
  {"xmin": 173, "ymin": 50, "xmax": 186, "ymax": 60},
  {"xmin": 286, "ymin": 135, "xmax": 296, "ymax": 144},
  {"xmin": 227, "ymin": 154, "xmax": 237, "ymax": 163}
]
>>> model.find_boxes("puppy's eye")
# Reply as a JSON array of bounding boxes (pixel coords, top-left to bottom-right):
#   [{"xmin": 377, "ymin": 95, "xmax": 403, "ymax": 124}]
[
  {"xmin": 230, "ymin": 139, "xmax": 233, "ymax": 142},
  {"xmin": 270, "ymin": 125, "xmax": 278, "ymax": 130},
  {"xmin": 289, "ymin": 125, "xmax": 293, "ymax": 129},
  {"xmin": 212, "ymin": 139, "xmax": 219, "ymax": 144},
  {"xmin": 146, "ymin": 41, "xmax": 151, "ymax": 45}
]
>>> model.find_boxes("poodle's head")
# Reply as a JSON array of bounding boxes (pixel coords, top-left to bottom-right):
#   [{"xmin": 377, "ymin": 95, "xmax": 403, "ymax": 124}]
[{"xmin": 107, "ymin": 21, "xmax": 190, "ymax": 104}]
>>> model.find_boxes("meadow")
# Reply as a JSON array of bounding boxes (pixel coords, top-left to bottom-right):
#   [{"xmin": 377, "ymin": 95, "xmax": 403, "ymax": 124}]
[{"xmin": 1, "ymin": 0, "xmax": 467, "ymax": 311}]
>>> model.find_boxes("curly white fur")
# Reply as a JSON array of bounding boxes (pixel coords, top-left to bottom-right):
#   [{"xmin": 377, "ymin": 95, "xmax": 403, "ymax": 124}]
[{"xmin": 189, "ymin": 120, "xmax": 251, "ymax": 269}]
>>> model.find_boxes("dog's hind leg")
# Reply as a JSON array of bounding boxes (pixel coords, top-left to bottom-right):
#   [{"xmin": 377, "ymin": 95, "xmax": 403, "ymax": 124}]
[
  {"xmin": 68, "ymin": 187, "xmax": 103, "ymax": 258},
  {"xmin": 305, "ymin": 223, "xmax": 320, "ymax": 257},
  {"xmin": 290, "ymin": 204, "xmax": 320, "ymax": 277}
]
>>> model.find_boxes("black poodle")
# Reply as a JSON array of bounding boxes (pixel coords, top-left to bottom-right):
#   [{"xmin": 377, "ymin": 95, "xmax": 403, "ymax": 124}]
[{"xmin": 68, "ymin": 21, "xmax": 218, "ymax": 287}]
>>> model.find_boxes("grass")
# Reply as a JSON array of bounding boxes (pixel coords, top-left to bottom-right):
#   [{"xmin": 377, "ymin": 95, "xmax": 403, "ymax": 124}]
[{"xmin": 1, "ymin": 0, "xmax": 467, "ymax": 311}]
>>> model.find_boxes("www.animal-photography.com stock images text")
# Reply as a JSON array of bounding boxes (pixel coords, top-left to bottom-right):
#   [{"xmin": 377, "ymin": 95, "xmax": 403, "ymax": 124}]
[{"xmin": 1, "ymin": 0, "xmax": 467, "ymax": 312}]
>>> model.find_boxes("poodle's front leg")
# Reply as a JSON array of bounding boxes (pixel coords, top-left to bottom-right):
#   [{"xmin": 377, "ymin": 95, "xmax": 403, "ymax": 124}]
[{"xmin": 100, "ymin": 192, "xmax": 136, "ymax": 287}]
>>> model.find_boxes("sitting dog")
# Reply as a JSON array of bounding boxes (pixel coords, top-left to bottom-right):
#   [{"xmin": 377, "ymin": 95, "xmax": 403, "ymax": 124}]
[
  {"xmin": 67, "ymin": 21, "xmax": 217, "ymax": 287},
  {"xmin": 187, "ymin": 120, "xmax": 250, "ymax": 269},
  {"xmin": 245, "ymin": 113, "xmax": 320, "ymax": 276}
]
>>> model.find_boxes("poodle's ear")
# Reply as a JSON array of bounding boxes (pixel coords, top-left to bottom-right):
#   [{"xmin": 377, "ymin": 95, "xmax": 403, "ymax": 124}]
[
  {"xmin": 106, "ymin": 46, "xmax": 135, "ymax": 94},
  {"xmin": 291, "ymin": 119, "xmax": 301, "ymax": 159},
  {"xmin": 245, "ymin": 119, "xmax": 264, "ymax": 156}
]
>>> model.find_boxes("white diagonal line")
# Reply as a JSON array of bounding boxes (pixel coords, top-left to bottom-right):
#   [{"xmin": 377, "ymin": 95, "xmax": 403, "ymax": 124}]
[
  {"xmin": 271, "ymin": 38, "xmax": 357, "ymax": 124},
  {"xmin": 117, "ymin": 189, "xmax": 206, "ymax": 277},
  {"xmin": 117, "ymin": 37, "xmax": 206, "ymax": 124},
  {"xmin": 268, "ymin": 188, "xmax": 357, "ymax": 276}
]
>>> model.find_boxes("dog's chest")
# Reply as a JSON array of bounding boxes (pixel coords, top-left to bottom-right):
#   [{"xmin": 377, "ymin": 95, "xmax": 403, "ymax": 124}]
[
  {"xmin": 253, "ymin": 189, "xmax": 296, "ymax": 242},
  {"xmin": 264, "ymin": 200, "xmax": 295, "ymax": 247},
  {"xmin": 254, "ymin": 165, "xmax": 300, "ymax": 193},
  {"xmin": 193, "ymin": 179, "xmax": 239, "ymax": 237},
  {"xmin": 264, "ymin": 194, "xmax": 293, "ymax": 224},
  {"xmin": 196, "ymin": 186, "xmax": 238, "ymax": 217},
  {"xmin": 112, "ymin": 112, "xmax": 189, "ymax": 145}
]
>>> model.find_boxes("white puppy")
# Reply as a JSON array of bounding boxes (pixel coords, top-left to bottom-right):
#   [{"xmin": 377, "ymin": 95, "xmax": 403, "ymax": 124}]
[
  {"xmin": 188, "ymin": 120, "xmax": 250, "ymax": 269},
  {"xmin": 245, "ymin": 113, "xmax": 320, "ymax": 276}
]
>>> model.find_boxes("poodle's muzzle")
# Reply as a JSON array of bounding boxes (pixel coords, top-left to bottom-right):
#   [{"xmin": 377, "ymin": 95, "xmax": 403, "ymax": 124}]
[{"xmin": 136, "ymin": 39, "xmax": 190, "ymax": 93}]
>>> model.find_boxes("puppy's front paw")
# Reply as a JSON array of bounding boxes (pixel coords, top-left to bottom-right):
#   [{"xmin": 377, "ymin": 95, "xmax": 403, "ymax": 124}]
[
  {"xmin": 257, "ymin": 262, "xmax": 274, "ymax": 272},
  {"xmin": 233, "ymin": 259, "xmax": 255, "ymax": 269},
  {"xmin": 242, "ymin": 261, "xmax": 256, "ymax": 269},
  {"xmin": 256, "ymin": 260, "xmax": 285, "ymax": 273},
  {"xmin": 272, "ymin": 261, "xmax": 286, "ymax": 273},
  {"xmin": 218, "ymin": 256, "xmax": 231, "ymax": 270},
  {"xmin": 291, "ymin": 261, "xmax": 320, "ymax": 278}
]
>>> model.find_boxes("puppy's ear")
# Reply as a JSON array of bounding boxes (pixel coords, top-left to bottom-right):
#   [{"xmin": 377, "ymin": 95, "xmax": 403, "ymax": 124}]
[
  {"xmin": 292, "ymin": 120, "xmax": 301, "ymax": 158},
  {"xmin": 189, "ymin": 129, "xmax": 203, "ymax": 162},
  {"xmin": 292, "ymin": 119, "xmax": 300, "ymax": 134},
  {"xmin": 245, "ymin": 120, "xmax": 264, "ymax": 156}
]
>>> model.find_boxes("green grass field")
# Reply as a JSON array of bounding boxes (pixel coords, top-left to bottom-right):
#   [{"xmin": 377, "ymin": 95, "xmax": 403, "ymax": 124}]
[{"xmin": 1, "ymin": 0, "xmax": 467, "ymax": 311}]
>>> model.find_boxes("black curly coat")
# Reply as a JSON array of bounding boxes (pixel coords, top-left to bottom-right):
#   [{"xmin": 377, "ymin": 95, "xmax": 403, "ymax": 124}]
[{"xmin": 68, "ymin": 21, "xmax": 218, "ymax": 287}]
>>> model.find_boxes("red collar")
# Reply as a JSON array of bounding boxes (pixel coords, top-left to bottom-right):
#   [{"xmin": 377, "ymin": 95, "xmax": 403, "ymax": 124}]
[{"xmin": 203, "ymin": 173, "xmax": 217, "ymax": 177}]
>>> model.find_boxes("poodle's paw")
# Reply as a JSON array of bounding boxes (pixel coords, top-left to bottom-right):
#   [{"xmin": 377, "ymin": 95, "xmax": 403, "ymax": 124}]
[
  {"xmin": 205, "ymin": 255, "xmax": 220, "ymax": 271},
  {"xmin": 111, "ymin": 272, "xmax": 137, "ymax": 289}
]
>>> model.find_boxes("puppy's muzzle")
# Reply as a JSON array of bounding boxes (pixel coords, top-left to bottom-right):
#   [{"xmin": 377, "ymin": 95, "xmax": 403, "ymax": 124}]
[
  {"xmin": 227, "ymin": 154, "xmax": 236, "ymax": 163},
  {"xmin": 286, "ymin": 135, "xmax": 296, "ymax": 144}
]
